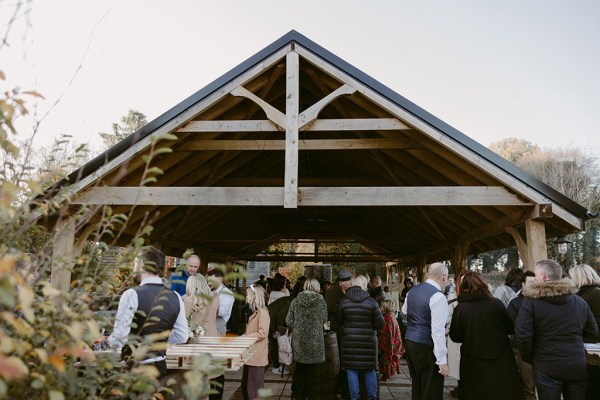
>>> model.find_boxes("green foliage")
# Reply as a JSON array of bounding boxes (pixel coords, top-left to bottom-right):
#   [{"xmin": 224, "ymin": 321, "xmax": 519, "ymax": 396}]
[
  {"xmin": 99, "ymin": 109, "xmax": 148, "ymax": 148},
  {"xmin": 0, "ymin": 72, "xmax": 219, "ymax": 399},
  {"xmin": 269, "ymin": 242, "xmax": 384, "ymax": 283}
]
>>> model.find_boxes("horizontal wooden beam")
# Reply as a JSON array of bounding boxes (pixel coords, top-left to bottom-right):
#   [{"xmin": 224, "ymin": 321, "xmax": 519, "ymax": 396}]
[
  {"xmin": 175, "ymin": 118, "xmax": 410, "ymax": 133},
  {"xmin": 298, "ymin": 187, "xmax": 528, "ymax": 206},
  {"xmin": 238, "ymin": 255, "xmax": 392, "ymax": 262},
  {"xmin": 74, "ymin": 186, "xmax": 530, "ymax": 206},
  {"xmin": 177, "ymin": 120, "xmax": 282, "ymax": 132},
  {"xmin": 302, "ymin": 118, "xmax": 410, "ymax": 131},
  {"xmin": 178, "ymin": 138, "xmax": 417, "ymax": 151}
]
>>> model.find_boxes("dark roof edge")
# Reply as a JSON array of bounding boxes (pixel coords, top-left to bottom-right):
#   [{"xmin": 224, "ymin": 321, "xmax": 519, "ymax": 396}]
[{"xmin": 60, "ymin": 30, "xmax": 588, "ymax": 221}]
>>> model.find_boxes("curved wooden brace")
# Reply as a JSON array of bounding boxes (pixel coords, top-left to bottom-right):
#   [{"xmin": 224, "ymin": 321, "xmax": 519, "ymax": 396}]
[
  {"xmin": 298, "ymin": 84, "xmax": 356, "ymax": 128},
  {"xmin": 230, "ymin": 86, "xmax": 286, "ymax": 129}
]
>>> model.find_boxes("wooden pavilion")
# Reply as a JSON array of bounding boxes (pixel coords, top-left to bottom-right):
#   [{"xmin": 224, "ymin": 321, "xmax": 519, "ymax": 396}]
[{"xmin": 43, "ymin": 31, "xmax": 593, "ymax": 290}]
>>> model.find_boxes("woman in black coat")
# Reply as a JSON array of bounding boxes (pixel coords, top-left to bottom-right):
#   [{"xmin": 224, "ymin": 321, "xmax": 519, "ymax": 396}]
[
  {"xmin": 337, "ymin": 275, "xmax": 384, "ymax": 400},
  {"xmin": 449, "ymin": 270, "xmax": 524, "ymax": 400}
]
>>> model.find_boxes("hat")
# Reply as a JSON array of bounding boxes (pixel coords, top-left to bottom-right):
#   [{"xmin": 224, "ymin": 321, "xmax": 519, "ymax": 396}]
[{"xmin": 337, "ymin": 268, "xmax": 353, "ymax": 282}]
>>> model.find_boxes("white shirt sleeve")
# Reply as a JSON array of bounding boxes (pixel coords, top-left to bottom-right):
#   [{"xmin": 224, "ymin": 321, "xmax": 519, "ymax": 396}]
[
  {"xmin": 168, "ymin": 292, "xmax": 190, "ymax": 344},
  {"xmin": 401, "ymin": 294, "xmax": 408, "ymax": 315},
  {"xmin": 430, "ymin": 291, "xmax": 449, "ymax": 365},
  {"xmin": 218, "ymin": 287, "xmax": 235, "ymax": 323},
  {"xmin": 107, "ymin": 288, "xmax": 138, "ymax": 349}
]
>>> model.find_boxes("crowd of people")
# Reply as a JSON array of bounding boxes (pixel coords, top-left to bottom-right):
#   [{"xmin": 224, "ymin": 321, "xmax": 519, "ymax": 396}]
[
  {"xmin": 402, "ymin": 260, "xmax": 599, "ymax": 400},
  {"xmin": 106, "ymin": 249, "xmax": 600, "ymax": 400}
]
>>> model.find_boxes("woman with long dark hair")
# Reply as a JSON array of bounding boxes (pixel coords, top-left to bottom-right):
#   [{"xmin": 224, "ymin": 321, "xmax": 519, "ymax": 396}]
[{"xmin": 449, "ymin": 270, "xmax": 523, "ymax": 400}]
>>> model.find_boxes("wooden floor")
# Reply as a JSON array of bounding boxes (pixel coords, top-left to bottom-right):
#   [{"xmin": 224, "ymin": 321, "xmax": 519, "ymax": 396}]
[{"xmin": 221, "ymin": 359, "xmax": 458, "ymax": 400}]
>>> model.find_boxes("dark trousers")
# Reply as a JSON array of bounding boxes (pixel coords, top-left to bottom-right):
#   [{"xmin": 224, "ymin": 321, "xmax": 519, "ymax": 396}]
[
  {"xmin": 534, "ymin": 368, "xmax": 586, "ymax": 400},
  {"xmin": 292, "ymin": 362, "xmax": 317, "ymax": 399},
  {"xmin": 209, "ymin": 374, "xmax": 225, "ymax": 400},
  {"xmin": 515, "ymin": 350, "xmax": 536, "ymax": 400},
  {"xmin": 242, "ymin": 364, "xmax": 265, "ymax": 400},
  {"xmin": 269, "ymin": 334, "xmax": 279, "ymax": 369},
  {"xmin": 587, "ymin": 363, "xmax": 600, "ymax": 400},
  {"xmin": 405, "ymin": 340, "xmax": 444, "ymax": 400}
]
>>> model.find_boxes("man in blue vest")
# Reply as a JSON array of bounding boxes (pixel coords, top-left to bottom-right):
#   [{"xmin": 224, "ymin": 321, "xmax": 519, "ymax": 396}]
[
  {"xmin": 170, "ymin": 254, "xmax": 200, "ymax": 296},
  {"xmin": 108, "ymin": 246, "xmax": 189, "ymax": 377},
  {"xmin": 401, "ymin": 262, "xmax": 449, "ymax": 400}
]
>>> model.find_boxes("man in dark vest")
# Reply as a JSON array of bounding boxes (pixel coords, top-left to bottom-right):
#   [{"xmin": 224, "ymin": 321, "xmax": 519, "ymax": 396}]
[
  {"xmin": 108, "ymin": 246, "xmax": 189, "ymax": 377},
  {"xmin": 401, "ymin": 262, "xmax": 449, "ymax": 400}
]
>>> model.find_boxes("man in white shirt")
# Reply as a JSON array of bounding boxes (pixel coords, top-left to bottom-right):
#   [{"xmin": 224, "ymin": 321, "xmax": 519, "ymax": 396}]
[
  {"xmin": 207, "ymin": 267, "xmax": 235, "ymax": 400},
  {"xmin": 207, "ymin": 268, "xmax": 234, "ymax": 336},
  {"xmin": 401, "ymin": 262, "xmax": 449, "ymax": 400},
  {"xmin": 107, "ymin": 247, "xmax": 188, "ymax": 376}
]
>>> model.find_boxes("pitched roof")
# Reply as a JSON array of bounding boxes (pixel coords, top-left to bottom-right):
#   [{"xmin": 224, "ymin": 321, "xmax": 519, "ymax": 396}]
[{"xmin": 48, "ymin": 30, "xmax": 590, "ymax": 262}]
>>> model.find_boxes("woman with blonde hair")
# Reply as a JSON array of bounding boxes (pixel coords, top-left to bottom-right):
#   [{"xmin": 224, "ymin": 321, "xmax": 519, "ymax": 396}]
[
  {"xmin": 182, "ymin": 274, "xmax": 219, "ymax": 339},
  {"xmin": 286, "ymin": 278, "xmax": 328, "ymax": 398},
  {"xmin": 338, "ymin": 274, "xmax": 384, "ymax": 400},
  {"xmin": 242, "ymin": 284, "xmax": 270, "ymax": 400},
  {"xmin": 569, "ymin": 264, "xmax": 600, "ymax": 399}
]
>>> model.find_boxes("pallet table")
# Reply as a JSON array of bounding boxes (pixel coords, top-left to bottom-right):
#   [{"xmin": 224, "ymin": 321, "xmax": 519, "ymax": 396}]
[
  {"xmin": 166, "ymin": 336, "xmax": 258, "ymax": 399},
  {"xmin": 166, "ymin": 336, "xmax": 258, "ymax": 371}
]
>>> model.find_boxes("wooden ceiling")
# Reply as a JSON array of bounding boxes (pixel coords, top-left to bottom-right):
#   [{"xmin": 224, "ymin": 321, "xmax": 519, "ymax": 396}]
[{"xmin": 51, "ymin": 31, "xmax": 589, "ymax": 265}]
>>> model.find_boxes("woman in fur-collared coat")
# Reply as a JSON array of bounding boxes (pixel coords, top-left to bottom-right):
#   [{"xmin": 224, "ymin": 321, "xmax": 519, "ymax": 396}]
[
  {"xmin": 286, "ymin": 278, "xmax": 328, "ymax": 399},
  {"xmin": 449, "ymin": 270, "xmax": 524, "ymax": 400}
]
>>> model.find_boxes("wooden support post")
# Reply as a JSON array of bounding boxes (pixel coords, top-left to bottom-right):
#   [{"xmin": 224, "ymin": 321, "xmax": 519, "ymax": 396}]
[
  {"xmin": 451, "ymin": 243, "xmax": 470, "ymax": 278},
  {"xmin": 506, "ymin": 227, "xmax": 531, "ymax": 270},
  {"xmin": 525, "ymin": 219, "xmax": 548, "ymax": 269},
  {"xmin": 51, "ymin": 218, "xmax": 75, "ymax": 291},
  {"xmin": 386, "ymin": 264, "xmax": 391, "ymax": 286},
  {"xmin": 199, "ymin": 252, "xmax": 209, "ymax": 276},
  {"xmin": 397, "ymin": 264, "xmax": 405, "ymax": 291},
  {"xmin": 284, "ymin": 51, "xmax": 299, "ymax": 208},
  {"xmin": 417, "ymin": 257, "xmax": 427, "ymax": 284}
]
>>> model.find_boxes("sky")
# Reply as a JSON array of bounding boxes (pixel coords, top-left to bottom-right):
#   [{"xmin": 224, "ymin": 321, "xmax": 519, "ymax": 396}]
[{"xmin": 2, "ymin": 0, "xmax": 599, "ymax": 156}]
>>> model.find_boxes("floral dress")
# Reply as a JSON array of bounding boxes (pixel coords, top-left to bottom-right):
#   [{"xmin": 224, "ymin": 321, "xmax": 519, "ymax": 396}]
[{"xmin": 378, "ymin": 311, "xmax": 405, "ymax": 381}]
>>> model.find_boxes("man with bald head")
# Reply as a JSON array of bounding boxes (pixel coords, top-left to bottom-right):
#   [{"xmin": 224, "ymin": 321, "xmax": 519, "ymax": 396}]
[
  {"xmin": 170, "ymin": 254, "xmax": 200, "ymax": 296},
  {"xmin": 401, "ymin": 262, "xmax": 449, "ymax": 400}
]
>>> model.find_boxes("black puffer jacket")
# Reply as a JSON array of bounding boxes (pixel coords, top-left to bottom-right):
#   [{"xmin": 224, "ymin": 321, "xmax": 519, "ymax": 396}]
[
  {"xmin": 337, "ymin": 286, "xmax": 384, "ymax": 370},
  {"xmin": 515, "ymin": 279, "xmax": 598, "ymax": 381},
  {"xmin": 578, "ymin": 285, "xmax": 600, "ymax": 343}
]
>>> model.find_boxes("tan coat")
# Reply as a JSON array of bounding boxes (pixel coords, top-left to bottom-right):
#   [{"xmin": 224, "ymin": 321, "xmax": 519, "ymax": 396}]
[
  {"xmin": 182, "ymin": 294, "xmax": 220, "ymax": 338},
  {"xmin": 243, "ymin": 307, "xmax": 270, "ymax": 366}
]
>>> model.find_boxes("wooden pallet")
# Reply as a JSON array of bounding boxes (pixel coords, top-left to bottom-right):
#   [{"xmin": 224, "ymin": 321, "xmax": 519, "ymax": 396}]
[{"xmin": 166, "ymin": 336, "xmax": 258, "ymax": 371}]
